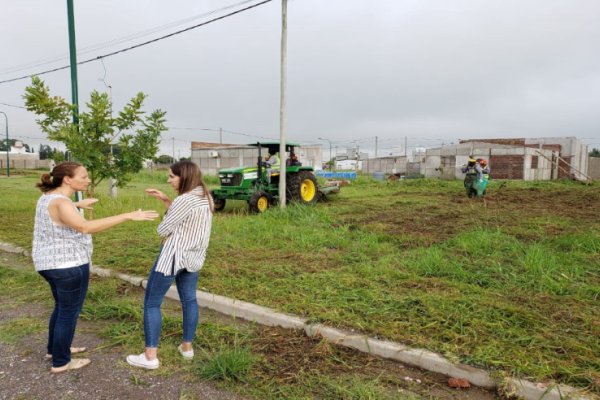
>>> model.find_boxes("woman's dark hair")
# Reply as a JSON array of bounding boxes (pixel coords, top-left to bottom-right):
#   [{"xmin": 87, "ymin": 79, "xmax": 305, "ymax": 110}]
[
  {"xmin": 170, "ymin": 161, "xmax": 213, "ymax": 211},
  {"xmin": 36, "ymin": 162, "xmax": 83, "ymax": 193}
]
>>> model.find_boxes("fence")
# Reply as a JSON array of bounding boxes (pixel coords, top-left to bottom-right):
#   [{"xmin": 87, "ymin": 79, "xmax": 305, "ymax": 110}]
[{"xmin": 0, "ymin": 159, "xmax": 51, "ymax": 170}]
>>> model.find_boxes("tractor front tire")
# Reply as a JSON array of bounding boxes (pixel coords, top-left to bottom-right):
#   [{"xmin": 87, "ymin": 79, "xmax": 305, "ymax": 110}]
[
  {"xmin": 249, "ymin": 191, "xmax": 270, "ymax": 213},
  {"xmin": 287, "ymin": 171, "xmax": 318, "ymax": 205},
  {"xmin": 211, "ymin": 191, "xmax": 226, "ymax": 212}
]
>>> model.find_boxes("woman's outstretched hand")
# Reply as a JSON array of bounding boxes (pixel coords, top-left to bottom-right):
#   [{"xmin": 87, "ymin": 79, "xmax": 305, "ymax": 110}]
[
  {"xmin": 145, "ymin": 189, "xmax": 169, "ymax": 202},
  {"xmin": 75, "ymin": 198, "xmax": 99, "ymax": 210},
  {"xmin": 128, "ymin": 209, "xmax": 160, "ymax": 221}
]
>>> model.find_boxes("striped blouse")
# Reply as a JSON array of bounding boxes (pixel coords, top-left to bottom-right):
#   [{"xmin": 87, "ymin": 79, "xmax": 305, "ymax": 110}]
[
  {"xmin": 155, "ymin": 186, "xmax": 213, "ymax": 275},
  {"xmin": 32, "ymin": 193, "xmax": 93, "ymax": 271}
]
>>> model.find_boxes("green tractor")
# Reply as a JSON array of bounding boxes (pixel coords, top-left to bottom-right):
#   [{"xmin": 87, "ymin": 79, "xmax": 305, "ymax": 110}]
[{"xmin": 211, "ymin": 142, "xmax": 323, "ymax": 213}]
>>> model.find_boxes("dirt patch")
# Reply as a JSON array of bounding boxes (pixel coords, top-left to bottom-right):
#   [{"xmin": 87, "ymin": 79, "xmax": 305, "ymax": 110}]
[
  {"xmin": 346, "ymin": 185, "xmax": 600, "ymax": 247},
  {"xmin": 250, "ymin": 327, "xmax": 499, "ymax": 400}
]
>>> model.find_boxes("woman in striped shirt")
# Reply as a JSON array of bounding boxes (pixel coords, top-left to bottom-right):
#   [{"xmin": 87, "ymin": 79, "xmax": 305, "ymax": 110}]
[{"xmin": 127, "ymin": 161, "xmax": 213, "ymax": 370}]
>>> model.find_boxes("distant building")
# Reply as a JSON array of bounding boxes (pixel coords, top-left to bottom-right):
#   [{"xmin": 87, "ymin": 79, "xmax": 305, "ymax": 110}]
[
  {"xmin": 423, "ymin": 137, "xmax": 588, "ymax": 181},
  {"xmin": 10, "ymin": 141, "xmax": 30, "ymax": 154},
  {"xmin": 190, "ymin": 141, "xmax": 322, "ymax": 176}
]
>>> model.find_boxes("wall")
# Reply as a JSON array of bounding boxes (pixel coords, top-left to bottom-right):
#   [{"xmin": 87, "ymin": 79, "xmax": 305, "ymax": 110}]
[
  {"xmin": 425, "ymin": 142, "xmax": 553, "ymax": 180},
  {"xmin": 192, "ymin": 147, "xmax": 258, "ymax": 176},
  {"xmin": 361, "ymin": 157, "xmax": 407, "ymax": 174},
  {"xmin": 588, "ymin": 157, "xmax": 600, "ymax": 179},
  {"xmin": 191, "ymin": 145, "xmax": 322, "ymax": 176},
  {"xmin": 462, "ymin": 137, "xmax": 588, "ymax": 180},
  {"xmin": 0, "ymin": 158, "xmax": 51, "ymax": 170}
]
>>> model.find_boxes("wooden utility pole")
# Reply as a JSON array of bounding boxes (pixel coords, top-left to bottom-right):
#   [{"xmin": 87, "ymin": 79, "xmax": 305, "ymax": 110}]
[{"xmin": 278, "ymin": 0, "xmax": 288, "ymax": 208}]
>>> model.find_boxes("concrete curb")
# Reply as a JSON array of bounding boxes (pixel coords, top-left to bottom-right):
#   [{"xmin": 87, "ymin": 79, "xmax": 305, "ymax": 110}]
[{"xmin": 1, "ymin": 242, "xmax": 596, "ymax": 400}]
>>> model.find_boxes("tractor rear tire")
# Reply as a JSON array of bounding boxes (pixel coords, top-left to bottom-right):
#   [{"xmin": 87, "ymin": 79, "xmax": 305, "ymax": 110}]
[
  {"xmin": 211, "ymin": 191, "xmax": 226, "ymax": 212},
  {"xmin": 249, "ymin": 191, "xmax": 270, "ymax": 213},
  {"xmin": 287, "ymin": 171, "xmax": 318, "ymax": 205}
]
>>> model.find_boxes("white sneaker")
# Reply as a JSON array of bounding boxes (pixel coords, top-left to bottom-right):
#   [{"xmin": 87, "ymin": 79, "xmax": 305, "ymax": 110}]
[
  {"xmin": 178, "ymin": 344, "xmax": 194, "ymax": 360},
  {"xmin": 126, "ymin": 353, "xmax": 159, "ymax": 370}
]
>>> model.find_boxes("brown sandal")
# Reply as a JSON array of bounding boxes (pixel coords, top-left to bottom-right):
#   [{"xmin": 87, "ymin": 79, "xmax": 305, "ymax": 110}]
[
  {"xmin": 45, "ymin": 346, "xmax": 87, "ymax": 360},
  {"xmin": 50, "ymin": 358, "xmax": 91, "ymax": 373}
]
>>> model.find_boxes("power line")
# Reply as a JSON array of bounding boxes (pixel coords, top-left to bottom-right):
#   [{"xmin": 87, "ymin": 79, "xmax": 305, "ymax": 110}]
[
  {"xmin": 0, "ymin": 102, "xmax": 26, "ymax": 109},
  {"xmin": 0, "ymin": 0, "xmax": 261, "ymax": 77},
  {"xmin": 0, "ymin": 0, "xmax": 273, "ymax": 85}
]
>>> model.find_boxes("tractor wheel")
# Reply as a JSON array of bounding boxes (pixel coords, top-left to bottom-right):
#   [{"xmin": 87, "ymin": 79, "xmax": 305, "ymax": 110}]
[
  {"xmin": 211, "ymin": 191, "xmax": 226, "ymax": 212},
  {"xmin": 249, "ymin": 191, "xmax": 270, "ymax": 213},
  {"xmin": 287, "ymin": 171, "xmax": 318, "ymax": 205}
]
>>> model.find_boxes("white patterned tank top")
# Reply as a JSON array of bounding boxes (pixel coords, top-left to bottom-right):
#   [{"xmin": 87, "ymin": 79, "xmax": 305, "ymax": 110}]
[{"xmin": 32, "ymin": 193, "xmax": 93, "ymax": 271}]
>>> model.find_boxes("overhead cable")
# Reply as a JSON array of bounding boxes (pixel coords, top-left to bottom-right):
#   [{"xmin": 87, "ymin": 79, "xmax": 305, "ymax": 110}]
[
  {"xmin": 0, "ymin": 0, "xmax": 260, "ymax": 76},
  {"xmin": 0, "ymin": 0, "xmax": 272, "ymax": 85}
]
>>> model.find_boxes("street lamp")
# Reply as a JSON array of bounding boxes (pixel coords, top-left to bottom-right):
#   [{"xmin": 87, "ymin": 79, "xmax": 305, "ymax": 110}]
[
  {"xmin": 0, "ymin": 111, "xmax": 8, "ymax": 177},
  {"xmin": 318, "ymin": 137, "xmax": 333, "ymax": 170}
]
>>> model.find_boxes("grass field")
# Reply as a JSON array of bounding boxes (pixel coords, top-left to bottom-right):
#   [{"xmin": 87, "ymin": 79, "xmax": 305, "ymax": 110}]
[{"xmin": 0, "ymin": 169, "xmax": 598, "ymax": 393}]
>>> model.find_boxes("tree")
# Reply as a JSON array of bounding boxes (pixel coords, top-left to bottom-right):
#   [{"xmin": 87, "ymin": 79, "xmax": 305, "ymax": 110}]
[
  {"xmin": 51, "ymin": 148, "xmax": 66, "ymax": 163},
  {"xmin": 38, "ymin": 144, "xmax": 53, "ymax": 160},
  {"xmin": 153, "ymin": 154, "xmax": 173, "ymax": 164},
  {"xmin": 589, "ymin": 148, "xmax": 600, "ymax": 157},
  {"xmin": 24, "ymin": 76, "xmax": 167, "ymax": 196}
]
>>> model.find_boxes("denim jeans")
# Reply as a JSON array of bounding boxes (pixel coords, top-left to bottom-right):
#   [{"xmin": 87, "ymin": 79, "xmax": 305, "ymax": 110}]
[
  {"xmin": 38, "ymin": 263, "xmax": 89, "ymax": 368},
  {"xmin": 143, "ymin": 257, "xmax": 199, "ymax": 348}
]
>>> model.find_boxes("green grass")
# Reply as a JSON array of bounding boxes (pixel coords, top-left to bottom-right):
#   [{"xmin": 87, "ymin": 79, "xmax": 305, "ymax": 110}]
[
  {"xmin": 0, "ymin": 172, "xmax": 599, "ymax": 393},
  {"xmin": 0, "ymin": 262, "xmax": 425, "ymax": 399},
  {"xmin": 195, "ymin": 340, "xmax": 257, "ymax": 381}
]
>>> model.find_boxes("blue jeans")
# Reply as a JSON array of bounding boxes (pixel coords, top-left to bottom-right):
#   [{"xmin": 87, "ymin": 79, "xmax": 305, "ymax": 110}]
[
  {"xmin": 38, "ymin": 263, "xmax": 89, "ymax": 368},
  {"xmin": 143, "ymin": 258, "xmax": 199, "ymax": 348}
]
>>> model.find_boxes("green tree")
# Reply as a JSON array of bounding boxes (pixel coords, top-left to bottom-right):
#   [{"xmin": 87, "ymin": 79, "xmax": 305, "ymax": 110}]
[
  {"xmin": 51, "ymin": 148, "xmax": 66, "ymax": 162},
  {"xmin": 38, "ymin": 144, "xmax": 53, "ymax": 160},
  {"xmin": 589, "ymin": 148, "xmax": 600, "ymax": 157},
  {"xmin": 153, "ymin": 154, "xmax": 173, "ymax": 164},
  {"xmin": 23, "ymin": 76, "xmax": 167, "ymax": 196}
]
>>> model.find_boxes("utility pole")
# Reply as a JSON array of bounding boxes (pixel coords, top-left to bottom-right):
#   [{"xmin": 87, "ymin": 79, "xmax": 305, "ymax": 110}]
[
  {"xmin": 318, "ymin": 137, "xmax": 332, "ymax": 170},
  {"xmin": 66, "ymin": 0, "xmax": 83, "ymax": 205},
  {"xmin": 66, "ymin": 0, "xmax": 79, "ymax": 128},
  {"xmin": 278, "ymin": 0, "xmax": 288, "ymax": 208},
  {"xmin": 172, "ymin": 137, "xmax": 176, "ymax": 163},
  {"xmin": 0, "ymin": 111, "xmax": 8, "ymax": 177},
  {"xmin": 375, "ymin": 136, "xmax": 378, "ymax": 158},
  {"xmin": 219, "ymin": 127, "xmax": 222, "ymax": 144},
  {"xmin": 404, "ymin": 136, "xmax": 407, "ymax": 157}
]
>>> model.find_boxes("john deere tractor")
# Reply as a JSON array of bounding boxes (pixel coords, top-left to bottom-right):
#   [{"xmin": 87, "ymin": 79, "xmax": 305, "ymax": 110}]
[{"xmin": 211, "ymin": 142, "xmax": 321, "ymax": 213}]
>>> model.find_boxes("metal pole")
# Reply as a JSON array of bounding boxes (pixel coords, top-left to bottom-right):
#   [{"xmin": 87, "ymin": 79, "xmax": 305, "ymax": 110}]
[
  {"xmin": 219, "ymin": 127, "xmax": 222, "ymax": 144},
  {"xmin": 0, "ymin": 111, "xmax": 8, "ymax": 177},
  {"xmin": 278, "ymin": 0, "xmax": 288, "ymax": 208},
  {"xmin": 66, "ymin": 0, "xmax": 83, "ymax": 205},
  {"xmin": 66, "ymin": 0, "xmax": 79, "ymax": 127}
]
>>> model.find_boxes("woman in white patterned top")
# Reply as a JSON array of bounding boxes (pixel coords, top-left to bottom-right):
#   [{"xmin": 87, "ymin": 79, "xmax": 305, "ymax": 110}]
[
  {"xmin": 33, "ymin": 162, "xmax": 159, "ymax": 373},
  {"xmin": 127, "ymin": 161, "xmax": 213, "ymax": 370}
]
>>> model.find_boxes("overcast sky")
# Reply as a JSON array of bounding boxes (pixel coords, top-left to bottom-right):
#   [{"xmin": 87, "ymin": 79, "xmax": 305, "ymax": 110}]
[{"xmin": 1, "ymin": 0, "xmax": 599, "ymax": 158}]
